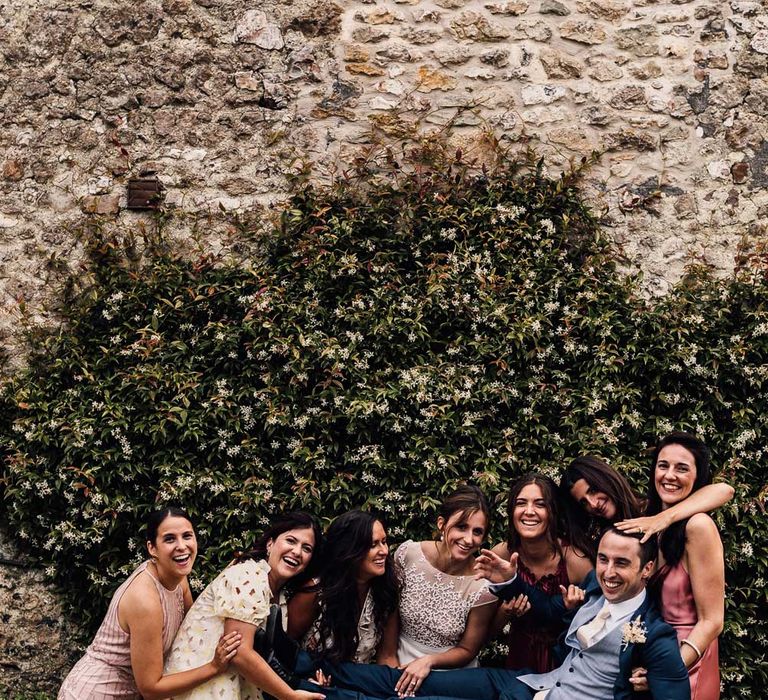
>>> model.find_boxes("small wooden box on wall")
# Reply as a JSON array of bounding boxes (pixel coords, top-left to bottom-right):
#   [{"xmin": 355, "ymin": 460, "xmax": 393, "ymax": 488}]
[{"xmin": 127, "ymin": 175, "xmax": 162, "ymax": 210}]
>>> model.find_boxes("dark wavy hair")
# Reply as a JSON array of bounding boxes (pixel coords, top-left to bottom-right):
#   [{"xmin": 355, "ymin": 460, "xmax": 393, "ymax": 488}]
[
  {"xmin": 559, "ymin": 456, "xmax": 644, "ymax": 560},
  {"xmin": 315, "ymin": 510, "xmax": 399, "ymax": 664},
  {"xmin": 235, "ymin": 511, "xmax": 323, "ymax": 595},
  {"xmin": 646, "ymin": 432, "xmax": 711, "ymax": 569},
  {"xmin": 506, "ymin": 473, "xmax": 562, "ymax": 558},
  {"xmin": 145, "ymin": 506, "xmax": 194, "ymax": 545}
]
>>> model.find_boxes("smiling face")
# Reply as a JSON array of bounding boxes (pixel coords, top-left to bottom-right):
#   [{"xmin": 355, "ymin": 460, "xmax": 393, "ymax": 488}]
[
  {"xmin": 438, "ymin": 509, "xmax": 487, "ymax": 563},
  {"xmin": 570, "ymin": 478, "xmax": 618, "ymax": 521},
  {"xmin": 654, "ymin": 443, "xmax": 697, "ymax": 509},
  {"xmin": 513, "ymin": 483, "xmax": 550, "ymax": 540},
  {"xmin": 147, "ymin": 515, "xmax": 197, "ymax": 579},
  {"xmin": 357, "ymin": 519, "xmax": 389, "ymax": 583},
  {"xmin": 596, "ymin": 530, "xmax": 653, "ymax": 603},
  {"xmin": 267, "ymin": 527, "xmax": 316, "ymax": 589}
]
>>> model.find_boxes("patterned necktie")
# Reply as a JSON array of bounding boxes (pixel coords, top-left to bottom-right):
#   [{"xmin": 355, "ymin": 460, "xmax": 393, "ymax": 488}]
[{"xmin": 576, "ymin": 603, "xmax": 612, "ymax": 648}]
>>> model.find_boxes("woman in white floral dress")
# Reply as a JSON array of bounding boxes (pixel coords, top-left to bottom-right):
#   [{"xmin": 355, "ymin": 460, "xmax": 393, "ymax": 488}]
[
  {"xmin": 164, "ymin": 512, "xmax": 327, "ymax": 700},
  {"xmin": 377, "ymin": 485, "xmax": 498, "ymax": 697}
]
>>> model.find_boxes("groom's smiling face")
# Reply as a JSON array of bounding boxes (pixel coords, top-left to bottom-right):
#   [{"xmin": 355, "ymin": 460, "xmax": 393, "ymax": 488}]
[{"xmin": 596, "ymin": 531, "xmax": 654, "ymax": 603}]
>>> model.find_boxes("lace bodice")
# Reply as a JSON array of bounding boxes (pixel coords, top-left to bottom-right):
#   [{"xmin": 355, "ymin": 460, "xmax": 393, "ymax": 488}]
[{"xmin": 395, "ymin": 540, "xmax": 496, "ymax": 653}]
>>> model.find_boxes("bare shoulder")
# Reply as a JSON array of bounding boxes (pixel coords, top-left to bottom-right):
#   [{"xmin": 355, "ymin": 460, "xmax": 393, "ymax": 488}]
[
  {"xmin": 120, "ymin": 571, "xmax": 162, "ymax": 619},
  {"xmin": 685, "ymin": 512, "xmax": 721, "ymax": 542}
]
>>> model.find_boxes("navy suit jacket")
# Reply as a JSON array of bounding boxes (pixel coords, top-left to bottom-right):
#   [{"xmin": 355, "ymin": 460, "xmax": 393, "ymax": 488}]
[{"xmin": 494, "ymin": 570, "xmax": 690, "ymax": 700}]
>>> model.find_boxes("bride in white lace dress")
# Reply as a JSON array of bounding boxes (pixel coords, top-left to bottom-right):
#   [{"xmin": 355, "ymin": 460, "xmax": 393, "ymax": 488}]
[{"xmin": 377, "ymin": 485, "xmax": 498, "ymax": 696}]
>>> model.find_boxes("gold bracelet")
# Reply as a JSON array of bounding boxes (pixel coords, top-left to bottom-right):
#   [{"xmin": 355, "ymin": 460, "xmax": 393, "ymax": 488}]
[{"xmin": 680, "ymin": 638, "xmax": 703, "ymax": 661}]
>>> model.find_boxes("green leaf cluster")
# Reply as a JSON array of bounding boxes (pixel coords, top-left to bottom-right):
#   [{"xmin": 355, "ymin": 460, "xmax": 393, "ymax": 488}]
[{"xmin": 1, "ymin": 149, "xmax": 766, "ymax": 697}]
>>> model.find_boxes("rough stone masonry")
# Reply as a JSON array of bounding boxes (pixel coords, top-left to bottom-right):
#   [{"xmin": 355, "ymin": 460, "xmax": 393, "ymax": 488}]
[{"xmin": 0, "ymin": 0, "xmax": 767, "ymax": 693}]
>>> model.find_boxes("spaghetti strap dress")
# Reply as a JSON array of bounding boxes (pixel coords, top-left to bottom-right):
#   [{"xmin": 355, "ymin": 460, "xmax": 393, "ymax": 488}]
[
  {"xmin": 58, "ymin": 561, "xmax": 185, "ymax": 699},
  {"xmin": 660, "ymin": 561, "xmax": 720, "ymax": 700},
  {"xmin": 504, "ymin": 557, "xmax": 570, "ymax": 673}
]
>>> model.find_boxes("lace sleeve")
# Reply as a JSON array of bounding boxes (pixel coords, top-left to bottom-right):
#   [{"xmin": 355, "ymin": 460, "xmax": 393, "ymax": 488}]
[
  {"xmin": 470, "ymin": 582, "xmax": 499, "ymax": 608},
  {"xmin": 394, "ymin": 540, "xmax": 412, "ymax": 575}
]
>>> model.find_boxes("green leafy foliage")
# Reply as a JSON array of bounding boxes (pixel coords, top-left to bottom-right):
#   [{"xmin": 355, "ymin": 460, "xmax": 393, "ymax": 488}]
[{"xmin": 1, "ymin": 148, "xmax": 766, "ymax": 696}]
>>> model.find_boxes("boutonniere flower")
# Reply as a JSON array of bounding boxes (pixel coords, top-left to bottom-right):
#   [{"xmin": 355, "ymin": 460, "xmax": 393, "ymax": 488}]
[{"xmin": 621, "ymin": 616, "xmax": 647, "ymax": 650}]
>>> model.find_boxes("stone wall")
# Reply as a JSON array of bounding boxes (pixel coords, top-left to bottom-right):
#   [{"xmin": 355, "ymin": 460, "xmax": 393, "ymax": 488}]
[
  {"xmin": 0, "ymin": 0, "xmax": 767, "ymax": 693},
  {"xmin": 2, "ymin": 0, "xmax": 767, "ymax": 343},
  {"xmin": 0, "ymin": 531, "xmax": 77, "ymax": 696}
]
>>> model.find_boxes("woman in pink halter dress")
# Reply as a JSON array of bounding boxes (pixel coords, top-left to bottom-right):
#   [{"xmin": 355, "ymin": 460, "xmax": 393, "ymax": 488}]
[
  {"xmin": 659, "ymin": 561, "xmax": 720, "ymax": 699},
  {"xmin": 645, "ymin": 433, "xmax": 724, "ymax": 700},
  {"xmin": 58, "ymin": 507, "xmax": 241, "ymax": 699}
]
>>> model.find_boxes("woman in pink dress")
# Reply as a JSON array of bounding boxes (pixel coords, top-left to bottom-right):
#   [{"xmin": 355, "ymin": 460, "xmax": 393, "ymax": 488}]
[
  {"xmin": 59, "ymin": 507, "xmax": 241, "ymax": 700},
  {"xmin": 643, "ymin": 432, "xmax": 724, "ymax": 700},
  {"xmin": 490, "ymin": 474, "xmax": 592, "ymax": 672}
]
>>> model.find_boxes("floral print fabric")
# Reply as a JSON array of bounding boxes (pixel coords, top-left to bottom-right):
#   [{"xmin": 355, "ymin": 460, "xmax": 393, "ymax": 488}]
[{"xmin": 164, "ymin": 559, "xmax": 272, "ymax": 700}]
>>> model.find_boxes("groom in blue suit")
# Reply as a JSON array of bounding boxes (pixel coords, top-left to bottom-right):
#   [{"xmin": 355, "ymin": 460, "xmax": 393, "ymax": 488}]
[{"xmin": 321, "ymin": 526, "xmax": 690, "ymax": 700}]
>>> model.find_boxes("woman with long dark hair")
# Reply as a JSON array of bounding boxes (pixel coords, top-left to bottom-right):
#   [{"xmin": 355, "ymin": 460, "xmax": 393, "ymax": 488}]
[
  {"xmin": 641, "ymin": 432, "xmax": 724, "ymax": 699},
  {"xmin": 490, "ymin": 474, "xmax": 592, "ymax": 672},
  {"xmin": 59, "ymin": 507, "xmax": 241, "ymax": 700},
  {"xmin": 287, "ymin": 510, "xmax": 399, "ymax": 665},
  {"xmin": 163, "ymin": 511, "xmax": 326, "ymax": 700}
]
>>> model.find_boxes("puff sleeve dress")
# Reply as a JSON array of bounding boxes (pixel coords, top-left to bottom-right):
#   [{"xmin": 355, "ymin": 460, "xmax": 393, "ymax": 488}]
[{"xmin": 164, "ymin": 559, "xmax": 272, "ymax": 700}]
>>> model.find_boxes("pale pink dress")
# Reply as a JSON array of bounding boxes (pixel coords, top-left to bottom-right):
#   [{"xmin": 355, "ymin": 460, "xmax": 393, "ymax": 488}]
[
  {"xmin": 58, "ymin": 561, "xmax": 185, "ymax": 699},
  {"xmin": 660, "ymin": 561, "xmax": 720, "ymax": 700}
]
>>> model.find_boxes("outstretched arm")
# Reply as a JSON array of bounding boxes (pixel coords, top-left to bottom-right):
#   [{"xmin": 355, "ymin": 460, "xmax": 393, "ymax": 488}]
[
  {"xmin": 478, "ymin": 548, "xmax": 584, "ymax": 625},
  {"xmin": 616, "ymin": 482, "xmax": 733, "ymax": 542}
]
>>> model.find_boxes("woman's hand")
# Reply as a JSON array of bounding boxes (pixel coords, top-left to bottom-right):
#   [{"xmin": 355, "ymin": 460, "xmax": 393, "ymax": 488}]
[
  {"xmin": 291, "ymin": 690, "xmax": 326, "ymax": 700},
  {"xmin": 212, "ymin": 631, "xmax": 242, "ymax": 671},
  {"xmin": 629, "ymin": 666, "xmax": 648, "ymax": 692},
  {"xmin": 615, "ymin": 513, "xmax": 670, "ymax": 543},
  {"xmin": 309, "ymin": 669, "xmax": 332, "ymax": 687},
  {"xmin": 395, "ymin": 656, "xmax": 434, "ymax": 697},
  {"xmin": 500, "ymin": 594, "xmax": 530, "ymax": 619},
  {"xmin": 559, "ymin": 584, "xmax": 586, "ymax": 611}
]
